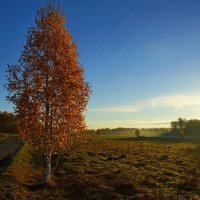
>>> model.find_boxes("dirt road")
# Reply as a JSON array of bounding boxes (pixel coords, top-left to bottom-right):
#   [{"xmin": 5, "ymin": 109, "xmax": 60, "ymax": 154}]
[{"xmin": 0, "ymin": 137, "xmax": 23, "ymax": 161}]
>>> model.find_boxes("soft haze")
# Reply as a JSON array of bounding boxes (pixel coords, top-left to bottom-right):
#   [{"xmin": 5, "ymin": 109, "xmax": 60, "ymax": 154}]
[{"xmin": 1, "ymin": 0, "xmax": 200, "ymax": 129}]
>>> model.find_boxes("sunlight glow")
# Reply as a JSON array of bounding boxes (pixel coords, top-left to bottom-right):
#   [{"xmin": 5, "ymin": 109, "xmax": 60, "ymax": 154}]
[{"xmin": 88, "ymin": 94, "xmax": 200, "ymax": 113}]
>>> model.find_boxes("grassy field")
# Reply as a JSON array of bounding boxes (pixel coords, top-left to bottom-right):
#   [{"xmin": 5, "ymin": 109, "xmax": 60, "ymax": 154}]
[{"xmin": 1, "ymin": 136, "xmax": 200, "ymax": 199}]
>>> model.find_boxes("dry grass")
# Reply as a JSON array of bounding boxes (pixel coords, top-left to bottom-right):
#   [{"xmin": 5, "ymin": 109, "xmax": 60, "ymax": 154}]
[
  {"xmin": 1, "ymin": 136, "xmax": 200, "ymax": 199},
  {"xmin": 0, "ymin": 132, "xmax": 18, "ymax": 141}
]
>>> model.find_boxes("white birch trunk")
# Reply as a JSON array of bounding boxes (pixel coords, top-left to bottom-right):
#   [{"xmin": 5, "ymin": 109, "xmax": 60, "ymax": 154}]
[{"xmin": 42, "ymin": 151, "xmax": 51, "ymax": 184}]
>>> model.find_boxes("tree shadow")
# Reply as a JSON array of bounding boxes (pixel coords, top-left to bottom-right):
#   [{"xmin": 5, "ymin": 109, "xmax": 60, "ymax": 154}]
[{"xmin": 21, "ymin": 182, "xmax": 44, "ymax": 190}]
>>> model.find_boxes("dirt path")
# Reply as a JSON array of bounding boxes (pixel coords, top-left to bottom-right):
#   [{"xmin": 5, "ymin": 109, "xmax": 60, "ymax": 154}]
[{"xmin": 0, "ymin": 137, "xmax": 23, "ymax": 161}]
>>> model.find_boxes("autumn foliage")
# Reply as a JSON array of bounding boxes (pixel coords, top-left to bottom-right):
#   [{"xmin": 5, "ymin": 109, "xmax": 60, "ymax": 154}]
[
  {"xmin": 0, "ymin": 111, "xmax": 16, "ymax": 133},
  {"xmin": 6, "ymin": 3, "xmax": 91, "ymax": 182}
]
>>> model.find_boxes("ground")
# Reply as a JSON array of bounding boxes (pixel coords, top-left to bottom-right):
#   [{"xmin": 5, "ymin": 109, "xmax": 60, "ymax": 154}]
[
  {"xmin": 0, "ymin": 134, "xmax": 22, "ymax": 175},
  {"xmin": 1, "ymin": 135, "xmax": 200, "ymax": 199},
  {"xmin": 0, "ymin": 136, "xmax": 22, "ymax": 160}
]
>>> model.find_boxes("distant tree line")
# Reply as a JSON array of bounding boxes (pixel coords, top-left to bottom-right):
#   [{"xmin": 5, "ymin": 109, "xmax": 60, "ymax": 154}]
[
  {"xmin": 92, "ymin": 127, "xmax": 168, "ymax": 136},
  {"xmin": 0, "ymin": 111, "xmax": 16, "ymax": 133},
  {"xmin": 135, "ymin": 129, "xmax": 140, "ymax": 137},
  {"xmin": 95, "ymin": 128, "xmax": 137, "ymax": 136},
  {"xmin": 171, "ymin": 118, "xmax": 200, "ymax": 137}
]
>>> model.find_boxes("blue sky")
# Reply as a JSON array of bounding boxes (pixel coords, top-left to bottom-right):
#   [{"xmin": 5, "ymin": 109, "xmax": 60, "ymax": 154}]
[{"xmin": 1, "ymin": 0, "xmax": 200, "ymax": 129}]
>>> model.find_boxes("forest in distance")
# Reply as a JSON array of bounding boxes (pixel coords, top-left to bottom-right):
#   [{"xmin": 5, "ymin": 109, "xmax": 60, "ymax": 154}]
[{"xmin": 1, "ymin": 111, "xmax": 200, "ymax": 138}]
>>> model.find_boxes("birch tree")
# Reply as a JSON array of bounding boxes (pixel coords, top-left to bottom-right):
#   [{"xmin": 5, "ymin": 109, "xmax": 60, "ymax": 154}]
[{"xmin": 6, "ymin": 2, "xmax": 91, "ymax": 183}]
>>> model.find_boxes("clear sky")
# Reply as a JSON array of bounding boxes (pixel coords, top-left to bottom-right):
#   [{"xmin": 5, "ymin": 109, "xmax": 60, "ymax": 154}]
[{"xmin": 1, "ymin": 0, "xmax": 200, "ymax": 129}]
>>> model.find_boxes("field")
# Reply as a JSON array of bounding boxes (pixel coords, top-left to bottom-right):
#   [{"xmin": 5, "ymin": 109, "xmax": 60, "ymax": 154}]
[{"xmin": 1, "ymin": 135, "xmax": 200, "ymax": 200}]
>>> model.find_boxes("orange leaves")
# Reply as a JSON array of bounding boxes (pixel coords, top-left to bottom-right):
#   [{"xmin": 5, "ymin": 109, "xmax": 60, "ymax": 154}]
[{"xmin": 6, "ymin": 2, "xmax": 91, "ymax": 154}]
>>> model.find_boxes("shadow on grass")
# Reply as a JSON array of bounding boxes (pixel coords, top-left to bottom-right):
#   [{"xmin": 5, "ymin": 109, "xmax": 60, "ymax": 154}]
[
  {"xmin": 0, "ymin": 154, "xmax": 14, "ymax": 175},
  {"xmin": 23, "ymin": 182, "xmax": 45, "ymax": 190}
]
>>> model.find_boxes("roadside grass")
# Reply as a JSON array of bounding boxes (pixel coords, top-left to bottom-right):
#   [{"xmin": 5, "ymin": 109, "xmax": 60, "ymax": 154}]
[
  {"xmin": 0, "ymin": 132, "xmax": 18, "ymax": 141},
  {"xmin": 1, "ymin": 136, "xmax": 200, "ymax": 199}
]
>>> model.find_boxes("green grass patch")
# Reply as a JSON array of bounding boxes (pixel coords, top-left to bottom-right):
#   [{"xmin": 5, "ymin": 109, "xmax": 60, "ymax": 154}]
[{"xmin": 1, "ymin": 136, "xmax": 200, "ymax": 199}]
